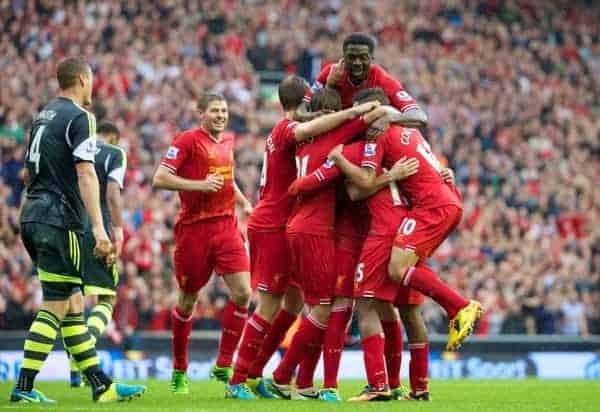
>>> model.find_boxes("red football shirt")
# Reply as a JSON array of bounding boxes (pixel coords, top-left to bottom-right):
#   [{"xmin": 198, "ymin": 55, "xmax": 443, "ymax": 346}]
[
  {"xmin": 286, "ymin": 119, "xmax": 367, "ymax": 237},
  {"xmin": 361, "ymin": 125, "xmax": 462, "ymax": 210},
  {"xmin": 291, "ymin": 141, "xmax": 408, "ymax": 237},
  {"xmin": 248, "ymin": 118, "xmax": 298, "ymax": 231},
  {"xmin": 305, "ymin": 63, "xmax": 419, "ymax": 111},
  {"xmin": 160, "ymin": 128, "xmax": 235, "ymax": 225}
]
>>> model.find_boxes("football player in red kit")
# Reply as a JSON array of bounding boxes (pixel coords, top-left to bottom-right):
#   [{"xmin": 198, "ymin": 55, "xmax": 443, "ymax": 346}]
[
  {"xmin": 227, "ymin": 76, "xmax": 383, "ymax": 400},
  {"xmin": 301, "ymin": 32, "xmax": 427, "ymax": 129},
  {"xmin": 263, "ymin": 89, "xmax": 384, "ymax": 400},
  {"xmin": 328, "ymin": 88, "xmax": 481, "ymax": 401},
  {"xmin": 152, "ymin": 93, "xmax": 254, "ymax": 394}
]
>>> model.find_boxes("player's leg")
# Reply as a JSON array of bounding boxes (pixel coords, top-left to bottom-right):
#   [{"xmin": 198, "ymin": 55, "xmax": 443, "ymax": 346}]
[
  {"xmin": 248, "ymin": 285, "xmax": 302, "ymax": 380},
  {"xmin": 398, "ymin": 304, "xmax": 430, "ymax": 401},
  {"xmin": 377, "ymin": 301, "xmax": 404, "ymax": 396},
  {"xmin": 388, "ymin": 208, "xmax": 480, "ymax": 350},
  {"xmin": 321, "ymin": 244, "xmax": 356, "ymax": 399},
  {"xmin": 231, "ymin": 229, "xmax": 292, "ymax": 398},
  {"xmin": 269, "ymin": 303, "xmax": 331, "ymax": 398},
  {"xmin": 294, "ymin": 340, "xmax": 322, "ymax": 399},
  {"xmin": 171, "ymin": 222, "xmax": 212, "ymax": 394}
]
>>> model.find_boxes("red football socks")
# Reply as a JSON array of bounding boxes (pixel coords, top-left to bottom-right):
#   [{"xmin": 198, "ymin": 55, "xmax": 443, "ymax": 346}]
[
  {"xmin": 295, "ymin": 342, "xmax": 322, "ymax": 389},
  {"xmin": 248, "ymin": 309, "xmax": 297, "ymax": 379},
  {"xmin": 172, "ymin": 306, "xmax": 193, "ymax": 371},
  {"xmin": 230, "ymin": 314, "xmax": 270, "ymax": 384},
  {"xmin": 361, "ymin": 333, "xmax": 388, "ymax": 392},
  {"xmin": 404, "ymin": 265, "xmax": 469, "ymax": 319},
  {"xmin": 273, "ymin": 315, "xmax": 326, "ymax": 385},
  {"xmin": 323, "ymin": 306, "xmax": 352, "ymax": 388},
  {"xmin": 409, "ymin": 342, "xmax": 429, "ymax": 394},
  {"xmin": 381, "ymin": 320, "xmax": 403, "ymax": 390},
  {"xmin": 216, "ymin": 301, "xmax": 248, "ymax": 368}
]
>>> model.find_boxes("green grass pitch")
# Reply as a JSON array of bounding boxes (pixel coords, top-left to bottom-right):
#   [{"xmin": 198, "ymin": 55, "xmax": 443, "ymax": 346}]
[{"xmin": 1, "ymin": 380, "xmax": 599, "ymax": 411}]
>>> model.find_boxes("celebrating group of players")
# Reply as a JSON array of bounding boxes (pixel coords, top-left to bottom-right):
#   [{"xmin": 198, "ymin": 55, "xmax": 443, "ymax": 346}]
[
  {"xmin": 10, "ymin": 32, "xmax": 481, "ymax": 405},
  {"xmin": 154, "ymin": 32, "xmax": 482, "ymax": 402}
]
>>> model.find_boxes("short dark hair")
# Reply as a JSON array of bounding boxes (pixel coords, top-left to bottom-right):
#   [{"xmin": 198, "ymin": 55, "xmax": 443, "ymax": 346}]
[
  {"xmin": 343, "ymin": 32, "xmax": 377, "ymax": 54},
  {"xmin": 310, "ymin": 88, "xmax": 342, "ymax": 112},
  {"xmin": 97, "ymin": 121, "xmax": 120, "ymax": 137},
  {"xmin": 56, "ymin": 58, "xmax": 90, "ymax": 90},
  {"xmin": 353, "ymin": 87, "xmax": 389, "ymax": 105},
  {"xmin": 198, "ymin": 92, "xmax": 227, "ymax": 111},
  {"xmin": 278, "ymin": 75, "xmax": 308, "ymax": 111}
]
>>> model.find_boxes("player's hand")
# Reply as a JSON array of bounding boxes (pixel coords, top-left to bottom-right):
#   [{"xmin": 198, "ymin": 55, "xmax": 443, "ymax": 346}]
[
  {"xmin": 366, "ymin": 116, "xmax": 390, "ymax": 139},
  {"xmin": 326, "ymin": 58, "xmax": 345, "ymax": 87},
  {"xmin": 92, "ymin": 226, "xmax": 116, "ymax": 267},
  {"xmin": 327, "ymin": 144, "xmax": 344, "ymax": 163},
  {"xmin": 351, "ymin": 101, "xmax": 381, "ymax": 117},
  {"xmin": 198, "ymin": 173, "xmax": 224, "ymax": 192},
  {"xmin": 389, "ymin": 157, "xmax": 419, "ymax": 181},
  {"xmin": 112, "ymin": 226, "xmax": 124, "ymax": 258},
  {"xmin": 440, "ymin": 168, "xmax": 455, "ymax": 185},
  {"xmin": 241, "ymin": 200, "xmax": 253, "ymax": 216}
]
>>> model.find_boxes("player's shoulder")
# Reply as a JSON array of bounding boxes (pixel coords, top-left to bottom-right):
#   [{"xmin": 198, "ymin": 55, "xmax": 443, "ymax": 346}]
[
  {"xmin": 371, "ymin": 64, "xmax": 402, "ymax": 84},
  {"xmin": 173, "ymin": 127, "xmax": 203, "ymax": 144},
  {"xmin": 101, "ymin": 141, "xmax": 126, "ymax": 159}
]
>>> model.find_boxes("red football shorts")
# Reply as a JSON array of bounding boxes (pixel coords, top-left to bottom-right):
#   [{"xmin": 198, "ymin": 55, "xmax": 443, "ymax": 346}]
[
  {"xmin": 173, "ymin": 217, "xmax": 249, "ymax": 294},
  {"xmin": 334, "ymin": 236, "xmax": 363, "ymax": 298},
  {"xmin": 355, "ymin": 234, "xmax": 424, "ymax": 304},
  {"xmin": 393, "ymin": 205, "xmax": 463, "ymax": 259},
  {"xmin": 286, "ymin": 232, "xmax": 336, "ymax": 306},
  {"xmin": 247, "ymin": 228, "xmax": 292, "ymax": 295}
]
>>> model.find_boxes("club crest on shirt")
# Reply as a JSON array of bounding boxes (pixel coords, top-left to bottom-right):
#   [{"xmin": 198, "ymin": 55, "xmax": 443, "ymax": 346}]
[
  {"xmin": 166, "ymin": 146, "xmax": 179, "ymax": 159},
  {"xmin": 364, "ymin": 143, "xmax": 377, "ymax": 157}
]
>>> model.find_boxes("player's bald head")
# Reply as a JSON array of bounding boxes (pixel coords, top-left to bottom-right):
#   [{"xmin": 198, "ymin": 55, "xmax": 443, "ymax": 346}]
[
  {"xmin": 279, "ymin": 75, "xmax": 308, "ymax": 111},
  {"xmin": 353, "ymin": 87, "xmax": 389, "ymax": 105},
  {"xmin": 310, "ymin": 88, "xmax": 342, "ymax": 112}
]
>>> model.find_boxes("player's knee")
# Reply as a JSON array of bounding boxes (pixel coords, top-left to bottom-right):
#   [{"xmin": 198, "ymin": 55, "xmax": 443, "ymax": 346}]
[
  {"xmin": 68, "ymin": 292, "xmax": 85, "ymax": 313},
  {"xmin": 230, "ymin": 285, "xmax": 252, "ymax": 307},
  {"xmin": 98, "ymin": 294, "xmax": 116, "ymax": 307},
  {"xmin": 310, "ymin": 304, "xmax": 332, "ymax": 325},
  {"xmin": 282, "ymin": 287, "xmax": 304, "ymax": 315},
  {"xmin": 177, "ymin": 292, "xmax": 198, "ymax": 315}
]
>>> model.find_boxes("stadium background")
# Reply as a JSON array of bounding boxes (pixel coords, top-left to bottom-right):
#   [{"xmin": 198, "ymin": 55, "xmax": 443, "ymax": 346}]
[{"xmin": 0, "ymin": 0, "xmax": 598, "ymax": 381}]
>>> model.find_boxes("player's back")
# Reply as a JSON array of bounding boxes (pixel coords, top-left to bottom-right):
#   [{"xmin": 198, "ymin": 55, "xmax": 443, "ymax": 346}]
[
  {"xmin": 95, "ymin": 141, "xmax": 126, "ymax": 233},
  {"xmin": 379, "ymin": 126, "xmax": 461, "ymax": 210},
  {"xmin": 287, "ymin": 118, "xmax": 367, "ymax": 237},
  {"xmin": 249, "ymin": 118, "xmax": 298, "ymax": 231},
  {"xmin": 21, "ymin": 97, "xmax": 96, "ymax": 232}
]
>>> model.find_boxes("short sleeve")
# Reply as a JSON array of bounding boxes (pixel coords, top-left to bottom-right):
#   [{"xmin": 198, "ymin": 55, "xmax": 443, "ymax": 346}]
[
  {"xmin": 107, "ymin": 147, "xmax": 127, "ymax": 189},
  {"xmin": 377, "ymin": 68, "xmax": 420, "ymax": 112},
  {"xmin": 303, "ymin": 65, "xmax": 331, "ymax": 103},
  {"xmin": 360, "ymin": 140, "xmax": 384, "ymax": 170},
  {"xmin": 69, "ymin": 112, "xmax": 97, "ymax": 163},
  {"xmin": 280, "ymin": 120, "xmax": 299, "ymax": 149},
  {"xmin": 160, "ymin": 133, "xmax": 192, "ymax": 174}
]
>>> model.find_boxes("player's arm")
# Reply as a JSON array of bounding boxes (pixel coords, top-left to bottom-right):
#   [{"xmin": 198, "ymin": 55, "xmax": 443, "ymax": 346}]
[
  {"xmin": 289, "ymin": 160, "xmax": 342, "ymax": 196},
  {"xmin": 152, "ymin": 166, "xmax": 223, "ymax": 192},
  {"xmin": 234, "ymin": 181, "xmax": 253, "ymax": 215},
  {"xmin": 70, "ymin": 112, "xmax": 114, "ymax": 263},
  {"xmin": 23, "ymin": 168, "xmax": 30, "ymax": 188},
  {"xmin": 152, "ymin": 138, "xmax": 223, "ymax": 192},
  {"xmin": 328, "ymin": 144, "xmax": 376, "ymax": 190},
  {"xmin": 366, "ymin": 106, "xmax": 427, "ymax": 138},
  {"xmin": 106, "ymin": 148, "xmax": 126, "ymax": 255},
  {"xmin": 345, "ymin": 157, "xmax": 419, "ymax": 201},
  {"xmin": 381, "ymin": 72, "xmax": 428, "ymax": 128},
  {"xmin": 293, "ymin": 101, "xmax": 380, "ymax": 142}
]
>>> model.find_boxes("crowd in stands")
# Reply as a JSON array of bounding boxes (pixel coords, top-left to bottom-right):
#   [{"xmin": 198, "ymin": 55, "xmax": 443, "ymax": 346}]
[{"xmin": 1, "ymin": 0, "xmax": 598, "ymax": 340}]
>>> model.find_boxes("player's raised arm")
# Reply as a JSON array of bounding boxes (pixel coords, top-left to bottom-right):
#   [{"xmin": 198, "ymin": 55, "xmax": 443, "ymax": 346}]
[{"xmin": 293, "ymin": 100, "xmax": 380, "ymax": 141}]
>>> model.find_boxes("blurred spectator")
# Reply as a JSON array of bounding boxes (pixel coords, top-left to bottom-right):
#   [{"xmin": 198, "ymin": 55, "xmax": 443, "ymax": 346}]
[{"xmin": 0, "ymin": 0, "xmax": 598, "ymax": 338}]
